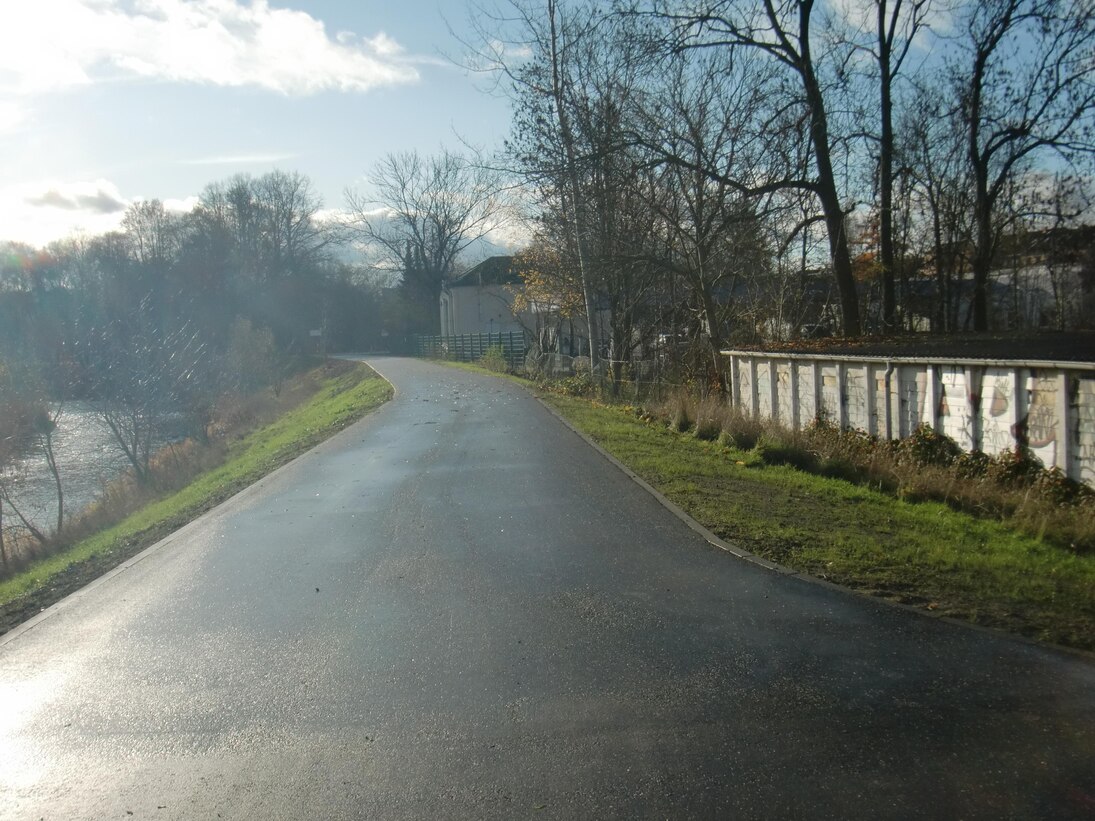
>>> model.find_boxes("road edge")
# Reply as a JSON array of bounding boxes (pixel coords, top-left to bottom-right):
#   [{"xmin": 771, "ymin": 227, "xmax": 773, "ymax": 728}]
[
  {"xmin": 525, "ymin": 381, "xmax": 1095, "ymax": 663},
  {"xmin": 0, "ymin": 364, "xmax": 398, "ymax": 648}
]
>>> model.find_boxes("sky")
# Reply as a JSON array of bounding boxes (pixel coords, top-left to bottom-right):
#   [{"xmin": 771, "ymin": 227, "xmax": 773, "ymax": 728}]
[{"xmin": 0, "ymin": 0, "xmax": 515, "ymax": 248}]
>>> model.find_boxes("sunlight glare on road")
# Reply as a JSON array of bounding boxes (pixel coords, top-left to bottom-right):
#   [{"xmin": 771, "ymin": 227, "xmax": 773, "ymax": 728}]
[{"xmin": 0, "ymin": 667, "xmax": 68, "ymax": 791}]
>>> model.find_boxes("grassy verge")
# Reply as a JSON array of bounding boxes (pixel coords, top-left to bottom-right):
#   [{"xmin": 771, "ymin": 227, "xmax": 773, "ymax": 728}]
[
  {"xmin": 445, "ymin": 360, "xmax": 1095, "ymax": 651},
  {"xmin": 545, "ymin": 393, "xmax": 1095, "ymax": 650},
  {"xmin": 0, "ymin": 362, "xmax": 391, "ymax": 631}
]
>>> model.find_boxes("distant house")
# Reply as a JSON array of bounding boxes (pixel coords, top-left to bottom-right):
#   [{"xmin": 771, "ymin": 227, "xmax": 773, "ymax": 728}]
[
  {"xmin": 440, "ymin": 256, "xmax": 531, "ymax": 336},
  {"xmin": 439, "ymin": 254, "xmax": 609, "ymax": 358}
]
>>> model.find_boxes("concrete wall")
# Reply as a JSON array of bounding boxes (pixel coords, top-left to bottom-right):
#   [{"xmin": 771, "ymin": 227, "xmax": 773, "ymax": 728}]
[
  {"xmin": 441, "ymin": 284, "xmax": 529, "ymax": 337},
  {"xmin": 724, "ymin": 350, "xmax": 1095, "ymax": 487}
]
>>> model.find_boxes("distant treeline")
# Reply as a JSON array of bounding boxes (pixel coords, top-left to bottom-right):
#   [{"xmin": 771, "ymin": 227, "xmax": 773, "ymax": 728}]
[{"xmin": 0, "ymin": 170, "xmax": 414, "ymax": 403}]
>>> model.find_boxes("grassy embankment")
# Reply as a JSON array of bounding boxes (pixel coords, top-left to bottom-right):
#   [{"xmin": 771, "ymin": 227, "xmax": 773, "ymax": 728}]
[
  {"xmin": 446, "ymin": 360, "xmax": 1095, "ymax": 652},
  {"xmin": 0, "ymin": 361, "xmax": 391, "ymax": 629}
]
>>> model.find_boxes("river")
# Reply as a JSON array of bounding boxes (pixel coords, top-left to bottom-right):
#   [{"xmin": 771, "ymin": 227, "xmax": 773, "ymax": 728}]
[{"xmin": 1, "ymin": 403, "xmax": 179, "ymax": 534}]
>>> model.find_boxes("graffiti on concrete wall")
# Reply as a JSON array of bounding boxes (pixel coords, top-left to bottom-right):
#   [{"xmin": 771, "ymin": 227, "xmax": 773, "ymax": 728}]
[
  {"xmin": 725, "ymin": 353, "xmax": 1093, "ymax": 487},
  {"xmin": 844, "ymin": 367, "xmax": 867, "ymax": 431},
  {"xmin": 981, "ymin": 370, "xmax": 1016, "ymax": 457},
  {"xmin": 756, "ymin": 362, "xmax": 772, "ymax": 417},
  {"xmin": 1024, "ymin": 375, "xmax": 1060, "ymax": 469},
  {"xmin": 821, "ymin": 368, "xmax": 840, "ymax": 422},
  {"xmin": 940, "ymin": 367, "xmax": 974, "ymax": 449},
  {"xmin": 1078, "ymin": 378, "xmax": 1095, "ymax": 485},
  {"xmin": 776, "ymin": 364, "xmax": 794, "ymax": 423}
]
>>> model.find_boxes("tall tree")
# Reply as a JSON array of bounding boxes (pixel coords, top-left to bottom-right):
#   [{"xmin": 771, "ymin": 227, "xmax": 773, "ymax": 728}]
[
  {"xmin": 346, "ymin": 149, "xmax": 507, "ymax": 335},
  {"xmin": 466, "ymin": 0, "xmax": 613, "ymax": 363},
  {"xmin": 838, "ymin": 0, "xmax": 934, "ymax": 331},
  {"xmin": 656, "ymin": 0, "xmax": 864, "ymax": 335},
  {"xmin": 953, "ymin": 0, "xmax": 1095, "ymax": 330},
  {"xmin": 632, "ymin": 48, "xmax": 776, "ymax": 385},
  {"xmin": 901, "ymin": 82, "xmax": 975, "ymax": 331}
]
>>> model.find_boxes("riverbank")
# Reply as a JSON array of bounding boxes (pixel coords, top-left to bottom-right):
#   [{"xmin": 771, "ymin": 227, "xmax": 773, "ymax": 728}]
[{"xmin": 0, "ymin": 360, "xmax": 391, "ymax": 634}]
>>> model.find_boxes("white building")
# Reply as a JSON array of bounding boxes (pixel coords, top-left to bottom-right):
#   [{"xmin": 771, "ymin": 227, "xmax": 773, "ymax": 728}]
[{"xmin": 439, "ymin": 256, "xmax": 531, "ymax": 337}]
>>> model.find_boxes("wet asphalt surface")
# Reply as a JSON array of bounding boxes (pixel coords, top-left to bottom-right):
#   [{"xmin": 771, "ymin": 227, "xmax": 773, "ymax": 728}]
[{"xmin": 1, "ymin": 357, "xmax": 1093, "ymax": 820}]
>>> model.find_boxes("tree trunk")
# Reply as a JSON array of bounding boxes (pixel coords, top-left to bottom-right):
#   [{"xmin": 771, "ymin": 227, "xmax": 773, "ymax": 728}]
[
  {"xmin": 971, "ymin": 167, "xmax": 993, "ymax": 331},
  {"xmin": 878, "ymin": 33, "xmax": 896, "ymax": 332},
  {"xmin": 43, "ymin": 428, "xmax": 63, "ymax": 535},
  {"xmin": 801, "ymin": 38, "xmax": 862, "ymax": 337},
  {"xmin": 548, "ymin": 0, "xmax": 601, "ymax": 369}
]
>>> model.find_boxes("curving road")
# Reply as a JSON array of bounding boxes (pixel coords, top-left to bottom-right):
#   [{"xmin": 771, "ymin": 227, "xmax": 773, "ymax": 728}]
[{"xmin": 1, "ymin": 357, "xmax": 1093, "ymax": 819}]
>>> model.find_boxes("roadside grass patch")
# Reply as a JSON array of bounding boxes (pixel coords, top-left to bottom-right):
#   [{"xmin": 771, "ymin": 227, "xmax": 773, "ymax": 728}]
[
  {"xmin": 540, "ymin": 390, "xmax": 1095, "ymax": 651},
  {"xmin": 0, "ymin": 362, "xmax": 391, "ymax": 627}
]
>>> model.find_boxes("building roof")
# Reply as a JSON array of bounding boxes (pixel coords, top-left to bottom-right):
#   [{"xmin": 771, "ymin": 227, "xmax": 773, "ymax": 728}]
[{"xmin": 449, "ymin": 255, "xmax": 520, "ymax": 288}]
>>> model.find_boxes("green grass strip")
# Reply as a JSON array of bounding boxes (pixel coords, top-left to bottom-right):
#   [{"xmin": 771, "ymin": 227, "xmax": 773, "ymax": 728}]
[
  {"xmin": 542, "ymin": 391, "xmax": 1095, "ymax": 651},
  {"xmin": 0, "ymin": 364, "xmax": 391, "ymax": 607}
]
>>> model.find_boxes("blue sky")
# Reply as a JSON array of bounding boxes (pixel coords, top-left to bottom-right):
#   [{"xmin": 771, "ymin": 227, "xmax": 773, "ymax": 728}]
[{"xmin": 0, "ymin": 0, "xmax": 514, "ymax": 247}]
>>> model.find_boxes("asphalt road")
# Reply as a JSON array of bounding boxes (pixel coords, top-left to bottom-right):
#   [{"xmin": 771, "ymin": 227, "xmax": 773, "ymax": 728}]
[{"xmin": 1, "ymin": 357, "xmax": 1093, "ymax": 820}]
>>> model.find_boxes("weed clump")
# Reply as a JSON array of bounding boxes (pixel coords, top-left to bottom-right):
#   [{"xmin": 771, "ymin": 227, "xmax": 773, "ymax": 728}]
[
  {"xmin": 671, "ymin": 397, "xmax": 693, "ymax": 433},
  {"xmin": 478, "ymin": 345, "xmax": 509, "ymax": 374},
  {"xmin": 557, "ymin": 373, "xmax": 594, "ymax": 397},
  {"xmin": 752, "ymin": 433, "xmax": 818, "ymax": 471},
  {"xmin": 896, "ymin": 423, "xmax": 962, "ymax": 467}
]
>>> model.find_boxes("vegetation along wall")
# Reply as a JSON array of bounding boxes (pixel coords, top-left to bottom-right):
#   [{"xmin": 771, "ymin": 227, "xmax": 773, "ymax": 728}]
[{"xmin": 724, "ymin": 351, "xmax": 1095, "ymax": 488}]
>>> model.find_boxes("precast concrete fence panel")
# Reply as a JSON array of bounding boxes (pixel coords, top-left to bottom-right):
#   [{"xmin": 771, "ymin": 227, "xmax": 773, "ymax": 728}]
[{"xmin": 723, "ymin": 350, "xmax": 1095, "ymax": 487}]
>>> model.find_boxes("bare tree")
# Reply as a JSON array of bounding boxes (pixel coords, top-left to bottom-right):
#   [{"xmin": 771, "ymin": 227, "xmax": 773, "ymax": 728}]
[
  {"xmin": 901, "ymin": 82, "xmax": 975, "ymax": 330},
  {"xmin": 464, "ymin": 0, "xmax": 615, "ymax": 363},
  {"xmin": 346, "ymin": 149, "xmax": 507, "ymax": 335},
  {"xmin": 952, "ymin": 0, "xmax": 1095, "ymax": 330},
  {"xmin": 86, "ymin": 299, "xmax": 209, "ymax": 486},
  {"xmin": 121, "ymin": 200, "xmax": 180, "ymax": 271},
  {"xmin": 835, "ymin": 0, "xmax": 935, "ymax": 331},
  {"xmin": 253, "ymin": 170, "xmax": 331, "ymax": 279},
  {"xmin": 633, "ymin": 48, "xmax": 777, "ymax": 386},
  {"xmin": 653, "ymin": 0, "xmax": 864, "ymax": 336}
]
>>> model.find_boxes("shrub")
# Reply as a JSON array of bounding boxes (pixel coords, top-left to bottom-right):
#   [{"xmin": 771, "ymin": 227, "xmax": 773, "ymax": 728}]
[
  {"xmin": 896, "ymin": 424, "xmax": 962, "ymax": 468},
  {"xmin": 1031, "ymin": 467, "xmax": 1092, "ymax": 506},
  {"xmin": 752, "ymin": 433, "xmax": 818, "ymax": 471},
  {"xmin": 692, "ymin": 397, "xmax": 724, "ymax": 441},
  {"xmin": 693, "ymin": 419, "xmax": 721, "ymax": 440},
  {"xmin": 954, "ymin": 449, "xmax": 991, "ymax": 479},
  {"xmin": 985, "ymin": 446, "xmax": 1042, "ymax": 487},
  {"xmin": 558, "ymin": 373, "xmax": 594, "ymax": 397},
  {"xmin": 479, "ymin": 345, "xmax": 509, "ymax": 374}
]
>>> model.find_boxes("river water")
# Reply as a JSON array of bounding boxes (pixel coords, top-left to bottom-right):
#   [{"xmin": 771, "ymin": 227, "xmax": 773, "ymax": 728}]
[{"xmin": 1, "ymin": 403, "xmax": 156, "ymax": 534}]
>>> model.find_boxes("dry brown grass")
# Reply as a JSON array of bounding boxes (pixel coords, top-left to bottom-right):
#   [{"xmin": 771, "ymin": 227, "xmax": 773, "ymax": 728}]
[{"xmin": 644, "ymin": 388, "xmax": 1095, "ymax": 554}]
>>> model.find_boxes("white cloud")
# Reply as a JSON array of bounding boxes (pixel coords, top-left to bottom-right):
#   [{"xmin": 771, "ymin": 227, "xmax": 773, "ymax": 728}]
[
  {"xmin": 163, "ymin": 195, "xmax": 200, "ymax": 213},
  {"xmin": 365, "ymin": 32, "xmax": 405, "ymax": 57},
  {"xmin": 314, "ymin": 207, "xmax": 356, "ymax": 226},
  {"xmin": 0, "ymin": 180, "xmax": 133, "ymax": 247},
  {"xmin": 0, "ymin": 0, "xmax": 420, "ymax": 97}
]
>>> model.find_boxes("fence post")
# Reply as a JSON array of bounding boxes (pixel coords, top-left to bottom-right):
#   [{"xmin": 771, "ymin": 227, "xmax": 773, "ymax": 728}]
[
  {"xmin": 749, "ymin": 358, "xmax": 759, "ymax": 417},
  {"xmin": 836, "ymin": 362, "xmax": 848, "ymax": 429},
  {"xmin": 864, "ymin": 363, "xmax": 876, "ymax": 436},
  {"xmin": 769, "ymin": 360, "xmax": 779, "ymax": 424},
  {"xmin": 729, "ymin": 355, "xmax": 740, "ymax": 408},
  {"xmin": 812, "ymin": 361, "xmax": 823, "ymax": 423},
  {"xmin": 1058, "ymin": 371, "xmax": 1073, "ymax": 475},
  {"xmin": 928, "ymin": 365, "xmax": 941, "ymax": 432},
  {"xmin": 789, "ymin": 360, "xmax": 800, "ymax": 430},
  {"xmin": 966, "ymin": 366, "xmax": 983, "ymax": 452}
]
